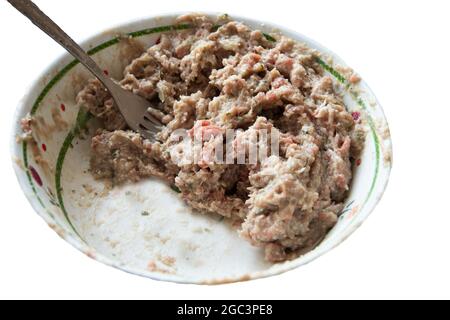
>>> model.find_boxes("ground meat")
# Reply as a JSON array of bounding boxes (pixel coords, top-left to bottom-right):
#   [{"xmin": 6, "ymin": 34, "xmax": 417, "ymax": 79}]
[
  {"xmin": 90, "ymin": 130, "xmax": 175, "ymax": 184},
  {"xmin": 19, "ymin": 114, "xmax": 34, "ymax": 142},
  {"xmin": 76, "ymin": 15, "xmax": 365, "ymax": 262},
  {"xmin": 76, "ymin": 79, "xmax": 127, "ymax": 131}
]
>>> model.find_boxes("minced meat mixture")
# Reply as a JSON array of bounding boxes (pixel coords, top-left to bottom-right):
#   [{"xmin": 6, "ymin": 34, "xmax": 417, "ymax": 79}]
[{"xmin": 75, "ymin": 14, "xmax": 365, "ymax": 262}]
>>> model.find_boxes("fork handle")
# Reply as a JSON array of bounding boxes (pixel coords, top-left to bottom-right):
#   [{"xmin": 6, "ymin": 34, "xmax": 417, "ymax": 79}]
[{"xmin": 7, "ymin": 0, "xmax": 115, "ymax": 89}]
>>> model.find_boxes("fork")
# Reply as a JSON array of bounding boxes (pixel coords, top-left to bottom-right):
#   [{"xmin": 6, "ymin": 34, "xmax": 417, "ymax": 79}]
[{"xmin": 7, "ymin": 0, "xmax": 163, "ymax": 140}]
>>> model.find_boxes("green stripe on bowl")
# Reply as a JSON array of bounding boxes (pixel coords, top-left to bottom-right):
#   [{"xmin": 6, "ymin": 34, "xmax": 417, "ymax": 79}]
[
  {"xmin": 211, "ymin": 23, "xmax": 276, "ymax": 42},
  {"xmin": 316, "ymin": 57, "xmax": 381, "ymax": 208},
  {"xmin": 350, "ymin": 92, "xmax": 381, "ymax": 206},
  {"xmin": 30, "ymin": 24, "xmax": 193, "ymax": 116},
  {"xmin": 22, "ymin": 141, "xmax": 56, "ymax": 220},
  {"xmin": 23, "ymin": 23, "xmax": 194, "ymax": 239},
  {"xmin": 22, "ymin": 141, "xmax": 45, "ymax": 209},
  {"xmin": 55, "ymin": 109, "xmax": 91, "ymax": 239},
  {"xmin": 128, "ymin": 23, "xmax": 192, "ymax": 38}
]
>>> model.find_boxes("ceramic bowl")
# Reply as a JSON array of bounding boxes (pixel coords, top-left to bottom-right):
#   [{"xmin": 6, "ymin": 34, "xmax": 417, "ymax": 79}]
[{"xmin": 10, "ymin": 12, "xmax": 393, "ymax": 284}]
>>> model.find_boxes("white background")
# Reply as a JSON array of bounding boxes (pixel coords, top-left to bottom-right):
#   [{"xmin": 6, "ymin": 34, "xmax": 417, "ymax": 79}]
[{"xmin": 0, "ymin": 0, "xmax": 449, "ymax": 300}]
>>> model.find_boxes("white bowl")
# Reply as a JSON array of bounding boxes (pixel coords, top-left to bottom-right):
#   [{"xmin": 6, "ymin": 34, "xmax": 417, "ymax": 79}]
[{"xmin": 10, "ymin": 13, "xmax": 393, "ymax": 284}]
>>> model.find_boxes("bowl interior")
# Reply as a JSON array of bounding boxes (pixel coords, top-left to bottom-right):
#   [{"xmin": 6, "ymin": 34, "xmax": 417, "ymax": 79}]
[{"xmin": 11, "ymin": 13, "xmax": 392, "ymax": 284}]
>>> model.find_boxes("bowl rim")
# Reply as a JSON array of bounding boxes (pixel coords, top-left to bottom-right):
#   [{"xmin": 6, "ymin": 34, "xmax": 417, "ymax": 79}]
[{"xmin": 10, "ymin": 11, "xmax": 393, "ymax": 285}]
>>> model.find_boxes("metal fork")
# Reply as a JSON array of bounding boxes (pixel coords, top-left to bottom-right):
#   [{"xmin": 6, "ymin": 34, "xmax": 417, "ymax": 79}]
[{"xmin": 7, "ymin": 0, "xmax": 163, "ymax": 140}]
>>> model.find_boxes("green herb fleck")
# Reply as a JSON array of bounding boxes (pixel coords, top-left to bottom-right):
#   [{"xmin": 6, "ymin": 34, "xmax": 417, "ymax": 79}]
[
  {"xmin": 211, "ymin": 24, "xmax": 221, "ymax": 32},
  {"xmin": 315, "ymin": 57, "xmax": 348, "ymax": 85},
  {"xmin": 263, "ymin": 33, "xmax": 277, "ymax": 42}
]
